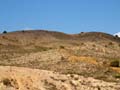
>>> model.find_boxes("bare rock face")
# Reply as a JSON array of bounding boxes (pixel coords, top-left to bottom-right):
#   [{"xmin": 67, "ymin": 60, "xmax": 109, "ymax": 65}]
[{"xmin": 0, "ymin": 66, "xmax": 119, "ymax": 90}]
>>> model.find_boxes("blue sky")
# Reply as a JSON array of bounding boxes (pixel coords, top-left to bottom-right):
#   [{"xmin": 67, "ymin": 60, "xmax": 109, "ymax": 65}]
[{"xmin": 0, "ymin": 0, "xmax": 120, "ymax": 34}]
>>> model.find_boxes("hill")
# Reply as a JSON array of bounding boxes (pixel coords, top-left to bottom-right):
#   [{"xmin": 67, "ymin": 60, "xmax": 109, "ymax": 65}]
[{"xmin": 0, "ymin": 30, "xmax": 120, "ymax": 84}]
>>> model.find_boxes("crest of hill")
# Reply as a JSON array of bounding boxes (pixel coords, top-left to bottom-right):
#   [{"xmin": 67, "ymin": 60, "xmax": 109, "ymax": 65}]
[
  {"xmin": 0, "ymin": 30, "xmax": 74, "ymax": 40},
  {"xmin": 0, "ymin": 30, "xmax": 120, "ymax": 44},
  {"xmin": 76, "ymin": 32, "xmax": 120, "ymax": 42}
]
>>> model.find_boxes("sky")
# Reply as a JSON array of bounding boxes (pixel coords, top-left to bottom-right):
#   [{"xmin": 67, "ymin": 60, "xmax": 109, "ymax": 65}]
[{"xmin": 0, "ymin": 0, "xmax": 120, "ymax": 34}]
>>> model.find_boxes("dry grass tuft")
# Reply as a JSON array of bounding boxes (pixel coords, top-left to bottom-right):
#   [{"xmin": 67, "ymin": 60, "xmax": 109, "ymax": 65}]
[{"xmin": 68, "ymin": 56, "xmax": 98, "ymax": 64}]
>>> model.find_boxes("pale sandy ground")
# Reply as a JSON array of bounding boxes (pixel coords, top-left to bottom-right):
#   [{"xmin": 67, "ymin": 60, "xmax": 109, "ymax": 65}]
[{"xmin": 0, "ymin": 66, "xmax": 120, "ymax": 90}]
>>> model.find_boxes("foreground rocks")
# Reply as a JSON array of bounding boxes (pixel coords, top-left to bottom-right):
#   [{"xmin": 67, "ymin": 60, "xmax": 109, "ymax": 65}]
[{"xmin": 0, "ymin": 66, "xmax": 119, "ymax": 90}]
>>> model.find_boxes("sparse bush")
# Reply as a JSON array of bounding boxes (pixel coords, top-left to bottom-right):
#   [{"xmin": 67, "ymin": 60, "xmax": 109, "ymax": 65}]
[
  {"xmin": 118, "ymin": 44, "xmax": 120, "ymax": 47},
  {"xmin": 61, "ymin": 56, "xmax": 65, "ymax": 60},
  {"xmin": 3, "ymin": 30, "xmax": 7, "ymax": 34},
  {"xmin": 115, "ymin": 35, "xmax": 119, "ymax": 38},
  {"xmin": 2, "ymin": 78, "xmax": 12, "ymax": 86},
  {"xmin": 59, "ymin": 45, "xmax": 65, "ymax": 49},
  {"xmin": 2, "ymin": 36, "xmax": 6, "ymax": 39},
  {"xmin": 22, "ymin": 30, "xmax": 25, "ymax": 33},
  {"xmin": 81, "ymin": 43, "xmax": 84, "ymax": 45},
  {"xmin": 35, "ymin": 46, "xmax": 48, "ymax": 52},
  {"xmin": 105, "ymin": 45, "xmax": 107, "ymax": 48},
  {"xmin": 110, "ymin": 60, "xmax": 120, "ymax": 67},
  {"xmin": 44, "ymin": 80, "xmax": 57, "ymax": 90},
  {"xmin": 2, "ymin": 78, "xmax": 19, "ymax": 89},
  {"xmin": 114, "ymin": 74, "xmax": 120, "ymax": 78},
  {"xmin": 92, "ymin": 44, "xmax": 96, "ymax": 47},
  {"xmin": 49, "ymin": 47, "xmax": 53, "ymax": 49},
  {"xmin": 81, "ymin": 32, "xmax": 84, "ymax": 34},
  {"xmin": 0, "ymin": 43, "xmax": 3, "ymax": 45},
  {"xmin": 108, "ymin": 42, "xmax": 113, "ymax": 45}
]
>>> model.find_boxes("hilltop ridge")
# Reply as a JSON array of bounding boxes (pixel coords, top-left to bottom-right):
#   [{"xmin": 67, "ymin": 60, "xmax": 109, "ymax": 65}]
[{"xmin": 0, "ymin": 30, "xmax": 120, "ymax": 45}]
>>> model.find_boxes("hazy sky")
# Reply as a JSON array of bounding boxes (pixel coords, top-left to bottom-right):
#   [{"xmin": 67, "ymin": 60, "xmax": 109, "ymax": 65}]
[{"xmin": 0, "ymin": 0, "xmax": 120, "ymax": 34}]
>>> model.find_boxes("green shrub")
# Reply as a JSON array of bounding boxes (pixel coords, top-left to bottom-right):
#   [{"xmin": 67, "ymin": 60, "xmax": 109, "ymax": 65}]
[
  {"xmin": 81, "ymin": 32, "xmax": 84, "ymax": 34},
  {"xmin": 114, "ymin": 74, "xmax": 120, "ymax": 78},
  {"xmin": 3, "ymin": 30, "xmax": 7, "ymax": 34},
  {"xmin": 110, "ymin": 60, "xmax": 120, "ymax": 67},
  {"xmin": 115, "ymin": 35, "xmax": 119, "ymax": 38}
]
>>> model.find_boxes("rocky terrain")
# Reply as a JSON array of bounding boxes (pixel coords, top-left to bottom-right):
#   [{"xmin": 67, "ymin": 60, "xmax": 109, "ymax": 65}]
[
  {"xmin": 0, "ymin": 30, "xmax": 120, "ymax": 90},
  {"xmin": 0, "ymin": 66, "xmax": 120, "ymax": 90}
]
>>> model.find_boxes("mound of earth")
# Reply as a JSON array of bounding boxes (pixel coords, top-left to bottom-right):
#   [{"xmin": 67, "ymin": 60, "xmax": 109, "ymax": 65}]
[{"xmin": 0, "ymin": 30, "xmax": 120, "ymax": 87}]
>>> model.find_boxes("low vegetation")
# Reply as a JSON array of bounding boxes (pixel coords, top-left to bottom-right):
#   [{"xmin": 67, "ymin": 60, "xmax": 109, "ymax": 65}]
[
  {"xmin": 110, "ymin": 59, "xmax": 120, "ymax": 67},
  {"xmin": 114, "ymin": 74, "xmax": 120, "ymax": 78},
  {"xmin": 2, "ymin": 30, "xmax": 7, "ymax": 34},
  {"xmin": 59, "ymin": 45, "xmax": 65, "ymax": 49}
]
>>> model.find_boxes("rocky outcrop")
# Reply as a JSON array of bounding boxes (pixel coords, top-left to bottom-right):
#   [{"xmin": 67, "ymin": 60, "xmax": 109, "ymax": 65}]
[{"xmin": 0, "ymin": 66, "xmax": 119, "ymax": 90}]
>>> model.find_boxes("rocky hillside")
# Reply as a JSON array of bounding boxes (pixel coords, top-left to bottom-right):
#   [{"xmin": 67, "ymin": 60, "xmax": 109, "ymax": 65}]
[{"xmin": 0, "ymin": 30, "xmax": 120, "ymax": 90}]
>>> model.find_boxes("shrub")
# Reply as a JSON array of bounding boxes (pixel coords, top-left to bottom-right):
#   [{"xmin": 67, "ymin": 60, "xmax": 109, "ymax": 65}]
[
  {"xmin": 3, "ymin": 30, "xmax": 7, "ymax": 34},
  {"xmin": 2, "ymin": 78, "xmax": 12, "ymax": 86},
  {"xmin": 118, "ymin": 44, "xmax": 120, "ymax": 47},
  {"xmin": 108, "ymin": 42, "xmax": 113, "ymax": 45},
  {"xmin": 114, "ymin": 74, "xmax": 120, "ymax": 78},
  {"xmin": 104, "ymin": 45, "xmax": 107, "ymax": 48},
  {"xmin": 92, "ymin": 44, "xmax": 96, "ymax": 47},
  {"xmin": 115, "ymin": 35, "xmax": 119, "ymax": 38},
  {"xmin": 2, "ymin": 36, "xmax": 6, "ymax": 39},
  {"xmin": 81, "ymin": 43, "xmax": 84, "ymax": 45},
  {"xmin": 59, "ymin": 45, "xmax": 65, "ymax": 49},
  {"xmin": 35, "ymin": 46, "xmax": 48, "ymax": 52},
  {"xmin": 22, "ymin": 30, "xmax": 25, "ymax": 33},
  {"xmin": 81, "ymin": 32, "xmax": 84, "ymax": 34},
  {"xmin": 110, "ymin": 60, "xmax": 120, "ymax": 67},
  {"xmin": 61, "ymin": 56, "xmax": 64, "ymax": 60}
]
